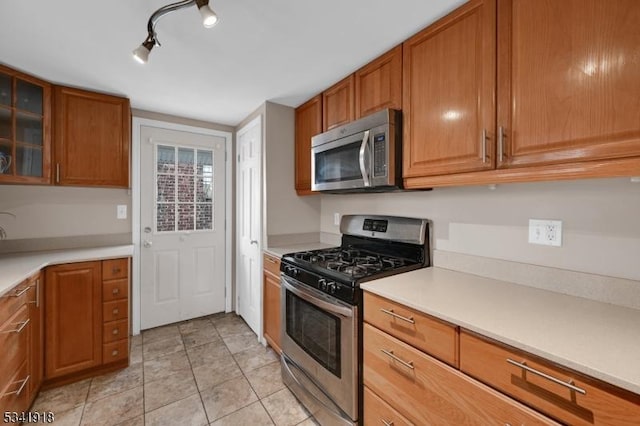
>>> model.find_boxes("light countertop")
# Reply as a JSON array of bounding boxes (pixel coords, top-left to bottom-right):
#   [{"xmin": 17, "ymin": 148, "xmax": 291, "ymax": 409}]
[
  {"xmin": 0, "ymin": 245, "xmax": 134, "ymax": 297},
  {"xmin": 264, "ymin": 242, "xmax": 336, "ymax": 258},
  {"xmin": 360, "ymin": 267, "xmax": 640, "ymax": 395}
]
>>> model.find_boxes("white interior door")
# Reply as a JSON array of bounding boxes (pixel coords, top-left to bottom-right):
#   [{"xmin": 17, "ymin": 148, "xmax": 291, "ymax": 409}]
[
  {"xmin": 140, "ymin": 125, "xmax": 227, "ymax": 330},
  {"xmin": 236, "ymin": 116, "xmax": 262, "ymax": 335}
]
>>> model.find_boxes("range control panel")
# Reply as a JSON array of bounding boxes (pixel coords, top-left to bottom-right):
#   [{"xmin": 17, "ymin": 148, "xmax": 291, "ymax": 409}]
[{"xmin": 363, "ymin": 218, "xmax": 388, "ymax": 233}]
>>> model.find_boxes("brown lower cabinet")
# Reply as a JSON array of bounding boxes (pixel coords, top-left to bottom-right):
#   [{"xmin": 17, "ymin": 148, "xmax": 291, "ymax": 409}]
[
  {"xmin": 263, "ymin": 253, "xmax": 282, "ymax": 353},
  {"xmin": 0, "ymin": 272, "xmax": 43, "ymax": 414},
  {"xmin": 44, "ymin": 258, "xmax": 129, "ymax": 385}
]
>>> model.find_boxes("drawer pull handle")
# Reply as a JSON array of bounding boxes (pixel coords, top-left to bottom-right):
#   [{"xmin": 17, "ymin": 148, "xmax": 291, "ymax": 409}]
[
  {"xmin": 507, "ymin": 359, "xmax": 587, "ymax": 395},
  {"xmin": 381, "ymin": 349, "xmax": 414, "ymax": 370},
  {"xmin": 112, "ymin": 288, "xmax": 120, "ymax": 295},
  {"xmin": 112, "ymin": 349, "xmax": 119, "ymax": 356},
  {"xmin": 265, "ymin": 257, "xmax": 278, "ymax": 264},
  {"xmin": 380, "ymin": 308, "xmax": 415, "ymax": 324},
  {"xmin": 2, "ymin": 375, "xmax": 30, "ymax": 397},
  {"xmin": 113, "ymin": 267, "xmax": 121, "ymax": 274},
  {"xmin": 1, "ymin": 318, "xmax": 30, "ymax": 334},
  {"xmin": 113, "ymin": 329, "xmax": 119, "ymax": 335},
  {"xmin": 113, "ymin": 308, "xmax": 119, "ymax": 315},
  {"xmin": 9, "ymin": 286, "xmax": 30, "ymax": 298},
  {"xmin": 381, "ymin": 419, "xmax": 394, "ymax": 426}
]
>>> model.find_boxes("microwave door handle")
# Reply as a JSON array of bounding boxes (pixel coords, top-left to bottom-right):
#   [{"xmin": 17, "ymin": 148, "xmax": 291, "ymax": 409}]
[{"xmin": 359, "ymin": 130, "xmax": 371, "ymax": 187}]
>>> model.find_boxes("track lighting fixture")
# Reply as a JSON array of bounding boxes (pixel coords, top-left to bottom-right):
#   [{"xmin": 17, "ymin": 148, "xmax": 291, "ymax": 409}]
[{"xmin": 133, "ymin": 0, "xmax": 218, "ymax": 64}]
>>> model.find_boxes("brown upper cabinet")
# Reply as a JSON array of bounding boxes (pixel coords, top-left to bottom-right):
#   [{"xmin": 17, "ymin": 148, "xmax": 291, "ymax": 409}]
[
  {"xmin": 295, "ymin": 95, "xmax": 322, "ymax": 194},
  {"xmin": 323, "ymin": 75, "xmax": 355, "ymax": 131},
  {"xmin": 54, "ymin": 86, "xmax": 130, "ymax": 188},
  {"xmin": 355, "ymin": 45, "xmax": 403, "ymax": 119},
  {"xmin": 496, "ymin": 0, "xmax": 640, "ymax": 169},
  {"xmin": 0, "ymin": 65, "xmax": 52, "ymax": 184},
  {"xmin": 403, "ymin": 0, "xmax": 496, "ymax": 179},
  {"xmin": 403, "ymin": 0, "xmax": 640, "ymax": 188}
]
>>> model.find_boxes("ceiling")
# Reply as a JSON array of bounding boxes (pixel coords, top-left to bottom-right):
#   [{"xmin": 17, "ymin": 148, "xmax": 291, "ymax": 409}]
[{"xmin": 0, "ymin": 0, "xmax": 465, "ymax": 126}]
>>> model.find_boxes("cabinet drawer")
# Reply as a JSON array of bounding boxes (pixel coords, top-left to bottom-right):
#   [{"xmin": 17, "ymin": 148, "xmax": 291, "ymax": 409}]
[
  {"xmin": 103, "ymin": 319, "xmax": 128, "ymax": 344},
  {"xmin": 263, "ymin": 253, "xmax": 281, "ymax": 277},
  {"xmin": 102, "ymin": 258, "xmax": 128, "ymax": 280},
  {"xmin": 460, "ymin": 330, "xmax": 640, "ymax": 426},
  {"xmin": 0, "ymin": 305, "xmax": 29, "ymax": 392},
  {"xmin": 0, "ymin": 279, "xmax": 34, "ymax": 325},
  {"xmin": 103, "ymin": 300, "xmax": 128, "ymax": 323},
  {"xmin": 103, "ymin": 340, "xmax": 128, "ymax": 364},
  {"xmin": 364, "ymin": 292, "xmax": 458, "ymax": 366},
  {"xmin": 363, "ymin": 385, "xmax": 414, "ymax": 426},
  {"xmin": 364, "ymin": 324, "xmax": 557, "ymax": 425},
  {"xmin": 102, "ymin": 279, "xmax": 128, "ymax": 302},
  {"xmin": 0, "ymin": 359, "xmax": 30, "ymax": 414}
]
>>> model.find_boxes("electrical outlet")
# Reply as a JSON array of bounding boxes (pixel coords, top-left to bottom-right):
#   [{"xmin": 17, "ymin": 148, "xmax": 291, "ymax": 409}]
[
  {"xmin": 528, "ymin": 219, "xmax": 562, "ymax": 247},
  {"xmin": 117, "ymin": 205, "xmax": 127, "ymax": 220},
  {"xmin": 334, "ymin": 213, "xmax": 340, "ymax": 226}
]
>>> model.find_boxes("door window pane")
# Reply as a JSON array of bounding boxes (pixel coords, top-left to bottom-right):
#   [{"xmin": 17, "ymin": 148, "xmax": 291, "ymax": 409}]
[
  {"xmin": 16, "ymin": 146, "xmax": 42, "ymax": 177},
  {"xmin": 0, "ymin": 108, "xmax": 10, "ymax": 140},
  {"xmin": 16, "ymin": 112, "xmax": 43, "ymax": 145},
  {"xmin": 156, "ymin": 145, "xmax": 214, "ymax": 233}
]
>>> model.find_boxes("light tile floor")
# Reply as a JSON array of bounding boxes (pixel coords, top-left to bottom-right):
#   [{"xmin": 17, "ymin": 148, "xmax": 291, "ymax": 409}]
[{"xmin": 32, "ymin": 313, "xmax": 319, "ymax": 426}]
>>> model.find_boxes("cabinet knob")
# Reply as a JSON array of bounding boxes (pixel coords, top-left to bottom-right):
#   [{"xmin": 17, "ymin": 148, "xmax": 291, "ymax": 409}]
[
  {"xmin": 112, "ymin": 328, "xmax": 119, "ymax": 335},
  {"xmin": 113, "ymin": 308, "xmax": 119, "ymax": 315},
  {"xmin": 113, "ymin": 267, "xmax": 121, "ymax": 274},
  {"xmin": 112, "ymin": 349, "xmax": 119, "ymax": 357},
  {"xmin": 112, "ymin": 288, "xmax": 120, "ymax": 295}
]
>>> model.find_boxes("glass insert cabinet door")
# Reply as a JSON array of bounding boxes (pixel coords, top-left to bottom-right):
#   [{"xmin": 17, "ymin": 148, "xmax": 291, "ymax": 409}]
[
  {"xmin": 0, "ymin": 65, "xmax": 51, "ymax": 183},
  {"xmin": 156, "ymin": 144, "xmax": 214, "ymax": 232}
]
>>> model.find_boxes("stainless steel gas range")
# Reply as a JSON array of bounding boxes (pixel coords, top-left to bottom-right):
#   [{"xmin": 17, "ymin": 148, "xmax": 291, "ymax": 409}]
[{"xmin": 279, "ymin": 215, "xmax": 430, "ymax": 426}]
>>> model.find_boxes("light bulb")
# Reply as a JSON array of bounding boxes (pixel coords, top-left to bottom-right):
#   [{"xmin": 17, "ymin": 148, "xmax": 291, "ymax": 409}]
[
  {"xmin": 132, "ymin": 39, "xmax": 155, "ymax": 64},
  {"xmin": 199, "ymin": 5, "xmax": 218, "ymax": 28}
]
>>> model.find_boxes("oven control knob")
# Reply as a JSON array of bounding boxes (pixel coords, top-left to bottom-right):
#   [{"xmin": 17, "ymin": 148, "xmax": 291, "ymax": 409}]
[
  {"xmin": 291, "ymin": 267, "xmax": 299, "ymax": 277},
  {"xmin": 327, "ymin": 282, "xmax": 337, "ymax": 294},
  {"xmin": 318, "ymin": 279, "xmax": 327, "ymax": 290}
]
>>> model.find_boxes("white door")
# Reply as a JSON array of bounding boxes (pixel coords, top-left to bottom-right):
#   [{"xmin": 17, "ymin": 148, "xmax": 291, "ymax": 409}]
[
  {"xmin": 140, "ymin": 125, "xmax": 227, "ymax": 330},
  {"xmin": 236, "ymin": 116, "xmax": 262, "ymax": 335}
]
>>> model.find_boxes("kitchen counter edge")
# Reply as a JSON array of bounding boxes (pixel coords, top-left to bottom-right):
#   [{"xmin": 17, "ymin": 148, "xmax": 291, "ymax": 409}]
[{"xmin": 0, "ymin": 245, "xmax": 134, "ymax": 297}]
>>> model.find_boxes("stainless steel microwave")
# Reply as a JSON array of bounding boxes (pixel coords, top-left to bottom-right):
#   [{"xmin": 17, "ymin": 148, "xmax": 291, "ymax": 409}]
[{"xmin": 311, "ymin": 109, "xmax": 402, "ymax": 192}]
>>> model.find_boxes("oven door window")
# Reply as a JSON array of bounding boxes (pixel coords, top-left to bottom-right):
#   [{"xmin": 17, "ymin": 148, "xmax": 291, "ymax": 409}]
[{"xmin": 285, "ymin": 290, "xmax": 341, "ymax": 378}]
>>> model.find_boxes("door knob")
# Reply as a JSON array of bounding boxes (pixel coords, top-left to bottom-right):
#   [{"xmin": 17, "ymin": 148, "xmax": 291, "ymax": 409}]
[
  {"xmin": 250, "ymin": 240, "xmax": 258, "ymax": 245},
  {"xmin": 144, "ymin": 227, "xmax": 152, "ymax": 233},
  {"xmin": 143, "ymin": 240, "xmax": 153, "ymax": 248}
]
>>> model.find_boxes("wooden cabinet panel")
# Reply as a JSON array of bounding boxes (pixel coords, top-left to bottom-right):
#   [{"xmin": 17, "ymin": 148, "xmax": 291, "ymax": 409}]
[
  {"xmin": 102, "ymin": 278, "xmax": 129, "ymax": 302},
  {"xmin": 54, "ymin": 86, "xmax": 130, "ymax": 188},
  {"xmin": 263, "ymin": 253, "xmax": 281, "ymax": 353},
  {"xmin": 363, "ymin": 385, "xmax": 414, "ymax": 426},
  {"xmin": 403, "ymin": 0, "xmax": 496, "ymax": 178},
  {"xmin": 295, "ymin": 95, "xmax": 322, "ymax": 194},
  {"xmin": 355, "ymin": 45, "xmax": 403, "ymax": 119},
  {"xmin": 460, "ymin": 330, "xmax": 640, "ymax": 426},
  {"xmin": 27, "ymin": 272, "xmax": 43, "ymax": 401},
  {"xmin": 0, "ymin": 279, "xmax": 31, "ymax": 325},
  {"xmin": 363, "ymin": 292, "xmax": 458, "ymax": 366},
  {"xmin": 364, "ymin": 323, "xmax": 557, "ymax": 425},
  {"xmin": 323, "ymin": 75, "xmax": 355, "ymax": 131},
  {"xmin": 0, "ymin": 64, "xmax": 52, "ymax": 185},
  {"xmin": 0, "ymin": 359, "xmax": 30, "ymax": 414},
  {"xmin": 497, "ymin": 0, "xmax": 640, "ymax": 169},
  {"xmin": 103, "ymin": 299, "xmax": 128, "ymax": 323},
  {"xmin": 0, "ymin": 304, "xmax": 29, "ymax": 394},
  {"xmin": 45, "ymin": 261, "xmax": 102, "ymax": 379},
  {"xmin": 102, "ymin": 258, "xmax": 129, "ymax": 280},
  {"xmin": 102, "ymin": 319, "xmax": 128, "ymax": 344},
  {"xmin": 103, "ymin": 340, "xmax": 128, "ymax": 364}
]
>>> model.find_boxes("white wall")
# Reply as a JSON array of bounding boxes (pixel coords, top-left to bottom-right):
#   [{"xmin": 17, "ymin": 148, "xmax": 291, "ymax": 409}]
[
  {"xmin": 320, "ymin": 178, "xmax": 640, "ymax": 281},
  {"xmin": 263, "ymin": 102, "xmax": 321, "ymax": 237},
  {"xmin": 0, "ymin": 185, "xmax": 131, "ymax": 240}
]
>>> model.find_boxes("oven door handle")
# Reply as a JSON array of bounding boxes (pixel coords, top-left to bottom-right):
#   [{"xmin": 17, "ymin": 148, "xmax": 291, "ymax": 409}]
[
  {"xmin": 359, "ymin": 130, "xmax": 371, "ymax": 187},
  {"xmin": 282, "ymin": 277, "xmax": 353, "ymax": 318}
]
